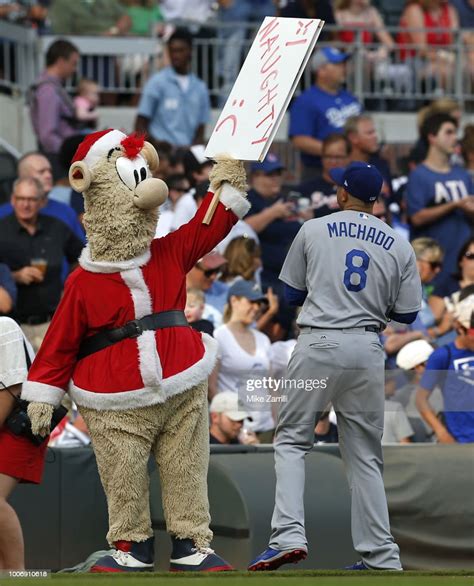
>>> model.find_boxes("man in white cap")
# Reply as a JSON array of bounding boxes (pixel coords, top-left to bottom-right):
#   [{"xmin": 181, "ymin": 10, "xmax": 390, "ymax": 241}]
[
  {"xmin": 209, "ymin": 391, "xmax": 253, "ymax": 445},
  {"xmin": 394, "ymin": 339, "xmax": 444, "ymax": 441},
  {"xmin": 416, "ymin": 287, "xmax": 474, "ymax": 443}
]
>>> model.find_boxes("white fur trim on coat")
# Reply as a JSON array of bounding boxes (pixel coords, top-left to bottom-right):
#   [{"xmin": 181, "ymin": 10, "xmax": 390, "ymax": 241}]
[
  {"xmin": 219, "ymin": 184, "xmax": 251, "ymax": 219},
  {"xmin": 79, "ymin": 245, "xmax": 151, "ymax": 274},
  {"xmin": 21, "ymin": 380, "xmax": 65, "ymax": 407},
  {"xmin": 121, "ymin": 268, "xmax": 164, "ymax": 390},
  {"xmin": 84, "ymin": 129, "xmax": 126, "ymax": 170},
  {"xmin": 69, "ymin": 334, "xmax": 218, "ymax": 410}
]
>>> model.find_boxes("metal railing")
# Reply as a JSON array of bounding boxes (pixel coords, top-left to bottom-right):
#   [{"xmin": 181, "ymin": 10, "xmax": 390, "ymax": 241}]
[{"xmin": 1, "ymin": 21, "xmax": 473, "ymax": 109}]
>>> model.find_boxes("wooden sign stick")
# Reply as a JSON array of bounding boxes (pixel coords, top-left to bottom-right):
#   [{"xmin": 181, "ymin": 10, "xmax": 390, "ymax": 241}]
[{"xmin": 202, "ymin": 185, "xmax": 223, "ymax": 225}]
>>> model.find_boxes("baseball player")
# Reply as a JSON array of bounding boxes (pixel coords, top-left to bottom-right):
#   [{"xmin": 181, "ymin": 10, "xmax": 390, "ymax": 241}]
[{"xmin": 248, "ymin": 162, "xmax": 422, "ymax": 571}]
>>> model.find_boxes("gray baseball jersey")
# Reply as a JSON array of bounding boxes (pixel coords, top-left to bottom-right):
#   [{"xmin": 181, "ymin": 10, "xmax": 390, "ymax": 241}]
[{"xmin": 279, "ymin": 210, "xmax": 422, "ymax": 329}]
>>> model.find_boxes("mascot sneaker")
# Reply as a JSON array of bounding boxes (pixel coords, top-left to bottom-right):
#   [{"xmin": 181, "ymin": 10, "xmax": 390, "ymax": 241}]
[
  {"xmin": 169, "ymin": 538, "xmax": 233, "ymax": 572},
  {"xmin": 90, "ymin": 537, "xmax": 154, "ymax": 572},
  {"xmin": 248, "ymin": 546, "xmax": 307, "ymax": 571}
]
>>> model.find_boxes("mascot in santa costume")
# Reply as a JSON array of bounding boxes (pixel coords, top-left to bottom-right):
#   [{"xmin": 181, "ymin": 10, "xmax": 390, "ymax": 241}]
[{"xmin": 21, "ymin": 129, "xmax": 250, "ymax": 572}]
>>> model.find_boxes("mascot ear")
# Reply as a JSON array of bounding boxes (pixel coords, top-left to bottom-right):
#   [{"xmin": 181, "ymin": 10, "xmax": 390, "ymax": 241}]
[
  {"xmin": 141, "ymin": 141, "xmax": 159, "ymax": 173},
  {"xmin": 69, "ymin": 161, "xmax": 92, "ymax": 193}
]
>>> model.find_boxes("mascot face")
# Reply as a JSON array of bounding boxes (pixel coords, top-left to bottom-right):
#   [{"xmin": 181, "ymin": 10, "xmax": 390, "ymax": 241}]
[{"xmin": 69, "ymin": 130, "xmax": 169, "ymax": 262}]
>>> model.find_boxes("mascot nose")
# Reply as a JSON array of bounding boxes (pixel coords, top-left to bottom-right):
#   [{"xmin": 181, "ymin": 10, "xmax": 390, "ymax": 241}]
[{"xmin": 133, "ymin": 178, "xmax": 169, "ymax": 210}]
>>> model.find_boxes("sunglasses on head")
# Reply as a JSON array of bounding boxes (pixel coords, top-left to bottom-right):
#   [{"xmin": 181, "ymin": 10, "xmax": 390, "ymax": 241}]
[{"xmin": 464, "ymin": 251, "xmax": 474, "ymax": 260}]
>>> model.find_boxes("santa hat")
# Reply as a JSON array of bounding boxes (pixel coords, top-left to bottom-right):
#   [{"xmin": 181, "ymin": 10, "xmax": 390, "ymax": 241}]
[{"xmin": 71, "ymin": 129, "xmax": 142, "ymax": 170}]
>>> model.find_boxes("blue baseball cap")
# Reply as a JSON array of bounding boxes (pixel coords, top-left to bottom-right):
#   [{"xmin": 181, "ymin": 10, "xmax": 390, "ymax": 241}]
[
  {"xmin": 227, "ymin": 280, "xmax": 267, "ymax": 303},
  {"xmin": 251, "ymin": 153, "xmax": 284, "ymax": 174},
  {"xmin": 329, "ymin": 161, "xmax": 383, "ymax": 203},
  {"xmin": 311, "ymin": 47, "xmax": 350, "ymax": 71}
]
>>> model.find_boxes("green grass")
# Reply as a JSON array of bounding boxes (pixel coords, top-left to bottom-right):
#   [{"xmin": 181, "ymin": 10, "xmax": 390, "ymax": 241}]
[{"xmin": 2, "ymin": 571, "xmax": 474, "ymax": 586}]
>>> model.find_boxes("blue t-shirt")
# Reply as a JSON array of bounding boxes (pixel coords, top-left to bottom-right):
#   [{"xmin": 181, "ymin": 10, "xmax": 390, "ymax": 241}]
[
  {"xmin": 420, "ymin": 342, "xmax": 474, "ymax": 443},
  {"xmin": 0, "ymin": 263, "xmax": 17, "ymax": 308},
  {"xmin": 289, "ymin": 85, "xmax": 361, "ymax": 168},
  {"xmin": 406, "ymin": 164, "xmax": 472, "ymax": 292},
  {"xmin": 137, "ymin": 66, "xmax": 210, "ymax": 146}
]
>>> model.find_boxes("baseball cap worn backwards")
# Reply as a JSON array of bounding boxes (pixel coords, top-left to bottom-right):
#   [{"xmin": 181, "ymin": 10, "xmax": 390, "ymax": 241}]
[
  {"xmin": 329, "ymin": 161, "xmax": 383, "ymax": 203},
  {"xmin": 312, "ymin": 47, "xmax": 350, "ymax": 71}
]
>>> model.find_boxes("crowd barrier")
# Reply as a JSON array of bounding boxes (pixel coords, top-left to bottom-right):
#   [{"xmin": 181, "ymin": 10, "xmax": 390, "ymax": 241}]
[
  {"xmin": 1, "ymin": 21, "xmax": 473, "ymax": 110},
  {"xmin": 10, "ymin": 443, "xmax": 474, "ymax": 571}
]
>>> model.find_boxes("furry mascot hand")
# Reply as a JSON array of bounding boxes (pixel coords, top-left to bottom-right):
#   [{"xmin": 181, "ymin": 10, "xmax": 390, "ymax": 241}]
[
  {"xmin": 209, "ymin": 155, "xmax": 248, "ymax": 194},
  {"xmin": 27, "ymin": 402, "xmax": 55, "ymax": 437}
]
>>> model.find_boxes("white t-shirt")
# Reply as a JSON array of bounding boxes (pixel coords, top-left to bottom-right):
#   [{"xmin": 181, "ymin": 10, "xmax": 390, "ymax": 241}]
[
  {"xmin": 159, "ymin": 0, "xmax": 214, "ymax": 23},
  {"xmin": 155, "ymin": 192, "xmax": 197, "ymax": 238},
  {"xmin": 269, "ymin": 339, "xmax": 296, "ymax": 380},
  {"xmin": 214, "ymin": 324, "xmax": 274, "ymax": 432},
  {"xmin": 0, "ymin": 317, "xmax": 34, "ymax": 388}
]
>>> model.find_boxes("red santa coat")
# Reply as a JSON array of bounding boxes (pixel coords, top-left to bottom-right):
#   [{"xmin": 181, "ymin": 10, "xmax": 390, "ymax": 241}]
[{"xmin": 21, "ymin": 186, "xmax": 250, "ymax": 410}]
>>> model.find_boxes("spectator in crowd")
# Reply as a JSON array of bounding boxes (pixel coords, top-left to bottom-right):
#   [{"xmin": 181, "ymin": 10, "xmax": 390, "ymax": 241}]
[
  {"xmin": 0, "ymin": 152, "xmax": 85, "ymax": 241},
  {"xmin": 244, "ymin": 154, "xmax": 311, "ymax": 297},
  {"xmin": 217, "ymin": 0, "xmax": 276, "ymax": 105},
  {"xmin": 221, "ymin": 236, "xmax": 262, "ymax": 288},
  {"xmin": 406, "ymin": 113, "xmax": 474, "ymax": 294},
  {"xmin": 276, "ymin": 0, "xmax": 336, "ymax": 40},
  {"xmin": 0, "ymin": 178, "xmax": 84, "ymax": 350},
  {"xmin": 416, "ymin": 289, "xmax": 474, "ymax": 443},
  {"xmin": 430, "ymin": 239, "xmax": 474, "ymax": 329},
  {"xmin": 209, "ymin": 391, "xmax": 256, "ymax": 445},
  {"xmin": 411, "ymin": 237, "xmax": 455, "ymax": 343},
  {"xmin": 154, "ymin": 174, "xmax": 192, "ymax": 238},
  {"xmin": 185, "ymin": 287, "xmax": 214, "ymax": 336},
  {"xmin": 135, "ymin": 29, "xmax": 211, "ymax": 147},
  {"xmin": 395, "ymin": 339, "xmax": 443, "ymax": 441},
  {"xmin": 334, "ymin": 0, "xmax": 395, "ymax": 60},
  {"xmin": 298, "ymin": 133, "xmax": 349, "ymax": 218},
  {"xmin": 0, "ymin": 264, "xmax": 16, "ymax": 315},
  {"xmin": 73, "ymin": 79, "xmax": 100, "ymax": 131},
  {"xmin": 451, "ymin": 0, "xmax": 474, "ymax": 26},
  {"xmin": 211, "ymin": 280, "xmax": 274, "ymax": 442},
  {"xmin": 186, "ymin": 250, "xmax": 228, "ymax": 328},
  {"xmin": 460, "ymin": 124, "xmax": 474, "ymax": 181},
  {"xmin": 344, "ymin": 114, "xmax": 393, "ymax": 197},
  {"xmin": 0, "ymin": 317, "xmax": 47, "ymax": 570},
  {"xmin": 49, "ymin": 0, "xmax": 130, "ymax": 35},
  {"xmin": 289, "ymin": 47, "xmax": 362, "ymax": 180},
  {"xmin": 397, "ymin": 0, "xmax": 459, "ymax": 93},
  {"xmin": 29, "ymin": 39, "xmax": 79, "ymax": 180},
  {"xmin": 314, "ymin": 411, "xmax": 339, "ymax": 444},
  {"xmin": 122, "ymin": 0, "xmax": 164, "ymax": 36},
  {"xmin": 183, "ymin": 145, "xmax": 213, "ymax": 188}
]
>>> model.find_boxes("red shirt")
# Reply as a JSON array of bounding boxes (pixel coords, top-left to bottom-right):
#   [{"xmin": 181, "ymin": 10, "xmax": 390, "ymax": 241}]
[{"xmin": 398, "ymin": 3, "xmax": 453, "ymax": 60}]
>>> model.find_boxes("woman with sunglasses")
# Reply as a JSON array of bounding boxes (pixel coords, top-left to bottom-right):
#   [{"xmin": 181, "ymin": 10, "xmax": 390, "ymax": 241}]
[
  {"xmin": 210, "ymin": 280, "xmax": 275, "ymax": 443},
  {"xmin": 430, "ymin": 237, "xmax": 474, "ymax": 328}
]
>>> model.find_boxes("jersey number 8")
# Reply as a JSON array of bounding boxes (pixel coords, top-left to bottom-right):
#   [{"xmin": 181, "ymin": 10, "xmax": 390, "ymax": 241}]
[{"xmin": 343, "ymin": 249, "xmax": 370, "ymax": 292}]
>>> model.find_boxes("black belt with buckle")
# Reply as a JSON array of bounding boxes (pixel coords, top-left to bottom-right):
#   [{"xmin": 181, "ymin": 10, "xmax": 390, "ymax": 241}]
[
  {"xmin": 77, "ymin": 310, "xmax": 189, "ymax": 361},
  {"xmin": 364, "ymin": 325, "xmax": 381, "ymax": 333}
]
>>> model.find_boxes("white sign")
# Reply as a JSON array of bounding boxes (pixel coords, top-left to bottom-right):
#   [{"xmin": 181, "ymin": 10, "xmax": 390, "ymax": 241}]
[{"xmin": 205, "ymin": 17, "xmax": 324, "ymax": 162}]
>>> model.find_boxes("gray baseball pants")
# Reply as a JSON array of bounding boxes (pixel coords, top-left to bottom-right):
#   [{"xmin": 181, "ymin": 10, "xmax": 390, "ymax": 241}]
[{"xmin": 269, "ymin": 327, "xmax": 402, "ymax": 570}]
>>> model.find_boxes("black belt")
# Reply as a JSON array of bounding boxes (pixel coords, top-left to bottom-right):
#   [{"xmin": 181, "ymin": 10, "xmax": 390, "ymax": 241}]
[{"xmin": 77, "ymin": 310, "xmax": 189, "ymax": 361}]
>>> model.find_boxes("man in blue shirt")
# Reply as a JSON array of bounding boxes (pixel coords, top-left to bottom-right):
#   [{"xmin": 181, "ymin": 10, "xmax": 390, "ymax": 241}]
[
  {"xmin": 289, "ymin": 47, "xmax": 362, "ymax": 181},
  {"xmin": 416, "ymin": 289, "xmax": 474, "ymax": 443},
  {"xmin": 0, "ymin": 153, "xmax": 84, "ymax": 241},
  {"xmin": 135, "ymin": 29, "xmax": 211, "ymax": 147},
  {"xmin": 406, "ymin": 113, "xmax": 474, "ymax": 294}
]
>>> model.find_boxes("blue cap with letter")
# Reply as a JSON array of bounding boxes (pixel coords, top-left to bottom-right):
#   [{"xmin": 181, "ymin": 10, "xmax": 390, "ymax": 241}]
[{"xmin": 329, "ymin": 161, "xmax": 383, "ymax": 203}]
